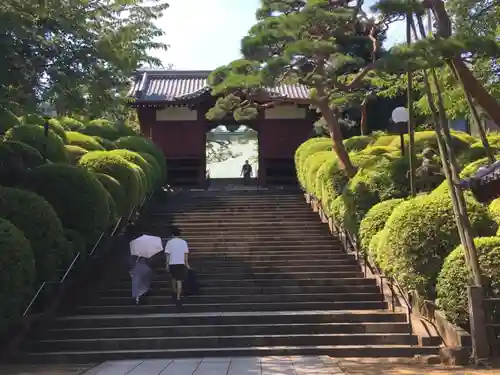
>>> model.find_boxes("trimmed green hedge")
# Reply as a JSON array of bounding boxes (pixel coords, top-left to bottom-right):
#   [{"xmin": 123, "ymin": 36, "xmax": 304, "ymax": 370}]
[
  {"xmin": 64, "ymin": 229, "xmax": 86, "ymax": 261},
  {"xmin": 343, "ymin": 135, "xmax": 373, "ymax": 152},
  {"xmin": 140, "ymin": 152, "xmax": 162, "ymax": 189},
  {"xmin": 1, "ymin": 140, "xmax": 45, "ymax": 168},
  {"xmin": 360, "ymin": 145, "xmax": 400, "ymax": 156},
  {"xmin": 78, "ymin": 151, "xmax": 140, "ymax": 213},
  {"xmin": 66, "ymin": 131, "xmax": 105, "ymax": 151},
  {"xmin": 0, "ymin": 187, "xmax": 68, "ymax": 281},
  {"xmin": 93, "ymin": 136, "xmax": 117, "ymax": 150},
  {"xmin": 376, "ymin": 194, "xmax": 496, "ymax": 297},
  {"xmin": 65, "ymin": 145, "xmax": 88, "ymax": 164},
  {"xmin": 0, "ymin": 109, "xmax": 21, "ymax": 134},
  {"xmin": 303, "ymin": 151, "xmax": 335, "ymax": 197},
  {"xmin": 4, "ymin": 125, "xmax": 68, "ymax": 163},
  {"xmin": 0, "ymin": 218, "xmax": 36, "ymax": 336},
  {"xmin": 359, "ymin": 198, "xmax": 405, "ymax": 254},
  {"xmin": 389, "ymin": 130, "xmax": 471, "ymax": 154},
  {"xmin": 29, "ymin": 164, "xmax": 110, "ymax": 246},
  {"xmin": 115, "ymin": 136, "xmax": 166, "ymax": 183},
  {"xmin": 372, "ymin": 135, "xmax": 396, "ymax": 147},
  {"xmin": 96, "ymin": 173, "xmax": 127, "ymax": 218},
  {"xmin": 59, "ymin": 116, "xmax": 84, "ymax": 131},
  {"xmin": 436, "ymin": 237, "xmax": 500, "ymax": 326},
  {"xmin": 81, "ymin": 119, "xmax": 120, "ymax": 140},
  {"xmin": 295, "ymin": 137, "xmax": 332, "ymax": 188},
  {"xmin": 109, "ymin": 149, "xmax": 154, "ymax": 193}
]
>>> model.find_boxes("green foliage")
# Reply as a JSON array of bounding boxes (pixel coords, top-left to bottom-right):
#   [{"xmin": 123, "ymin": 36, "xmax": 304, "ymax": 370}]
[
  {"xmin": 295, "ymin": 137, "xmax": 332, "ymax": 189},
  {"xmin": 47, "ymin": 119, "xmax": 68, "ymax": 143},
  {"xmin": 4, "ymin": 125, "xmax": 68, "ymax": 163},
  {"xmin": 96, "ymin": 173, "xmax": 127, "ymax": 218},
  {"xmin": 93, "ymin": 136, "xmax": 117, "ymax": 150},
  {"xmin": 0, "ymin": 109, "xmax": 21, "ymax": 134},
  {"xmin": 81, "ymin": 119, "xmax": 121, "ymax": 140},
  {"xmin": 432, "ymin": 157, "xmax": 489, "ymax": 196},
  {"xmin": 457, "ymin": 142, "xmax": 496, "ymax": 167},
  {"xmin": 109, "ymin": 149, "xmax": 154, "ymax": 193},
  {"xmin": 64, "ymin": 229, "xmax": 86, "ymax": 260},
  {"xmin": 437, "ymin": 237, "xmax": 500, "ymax": 326},
  {"xmin": 1, "ymin": 141, "xmax": 45, "ymax": 168},
  {"xmin": 78, "ymin": 151, "xmax": 140, "ymax": 213},
  {"xmin": 359, "ymin": 198, "xmax": 405, "ymax": 254},
  {"xmin": 360, "ymin": 145, "xmax": 400, "ymax": 156},
  {"xmin": 0, "ymin": 187, "xmax": 68, "ymax": 281},
  {"xmin": 388, "ymin": 130, "xmax": 470, "ymax": 154},
  {"xmin": 59, "ymin": 117, "xmax": 84, "ymax": 131},
  {"xmin": 115, "ymin": 136, "xmax": 166, "ymax": 184},
  {"xmin": 29, "ymin": 164, "xmax": 110, "ymax": 246},
  {"xmin": 376, "ymin": 194, "xmax": 496, "ymax": 297},
  {"xmin": 66, "ymin": 131, "xmax": 105, "ymax": 151},
  {"xmin": 139, "ymin": 152, "xmax": 162, "ymax": 188},
  {"xmin": 65, "ymin": 145, "xmax": 88, "ymax": 165},
  {"xmin": 489, "ymin": 198, "xmax": 500, "ymax": 235},
  {"xmin": 22, "ymin": 114, "xmax": 45, "ymax": 126},
  {"xmin": 343, "ymin": 136, "xmax": 373, "ymax": 152},
  {"xmin": 303, "ymin": 151, "xmax": 335, "ymax": 196},
  {"xmin": 0, "ymin": 218, "xmax": 36, "ymax": 336},
  {"xmin": 372, "ymin": 135, "xmax": 397, "ymax": 146}
]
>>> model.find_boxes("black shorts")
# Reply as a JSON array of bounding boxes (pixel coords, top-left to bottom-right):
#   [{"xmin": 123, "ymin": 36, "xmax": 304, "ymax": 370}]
[{"xmin": 169, "ymin": 264, "xmax": 186, "ymax": 281}]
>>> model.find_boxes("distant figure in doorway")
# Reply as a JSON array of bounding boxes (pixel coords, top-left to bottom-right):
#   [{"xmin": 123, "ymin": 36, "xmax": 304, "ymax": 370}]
[
  {"xmin": 165, "ymin": 226, "xmax": 191, "ymax": 307},
  {"xmin": 241, "ymin": 160, "xmax": 253, "ymax": 185}
]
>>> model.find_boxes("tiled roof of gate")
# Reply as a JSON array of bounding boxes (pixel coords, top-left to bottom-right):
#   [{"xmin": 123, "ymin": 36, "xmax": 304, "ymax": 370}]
[{"xmin": 127, "ymin": 69, "xmax": 311, "ymax": 102}]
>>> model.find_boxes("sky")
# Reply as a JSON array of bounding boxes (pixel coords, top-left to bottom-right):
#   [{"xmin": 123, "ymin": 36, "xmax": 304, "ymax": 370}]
[{"xmin": 152, "ymin": 0, "xmax": 406, "ymax": 70}]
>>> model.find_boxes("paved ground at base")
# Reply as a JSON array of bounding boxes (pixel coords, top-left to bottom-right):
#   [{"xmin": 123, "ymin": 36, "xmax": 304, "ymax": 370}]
[{"xmin": 1, "ymin": 357, "xmax": 500, "ymax": 375}]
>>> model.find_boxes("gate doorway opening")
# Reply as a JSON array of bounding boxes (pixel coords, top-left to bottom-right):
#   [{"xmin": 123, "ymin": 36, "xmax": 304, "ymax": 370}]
[{"xmin": 206, "ymin": 125, "xmax": 259, "ymax": 188}]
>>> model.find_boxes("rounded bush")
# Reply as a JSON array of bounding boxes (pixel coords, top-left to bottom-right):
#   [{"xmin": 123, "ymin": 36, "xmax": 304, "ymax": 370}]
[
  {"xmin": 360, "ymin": 146, "xmax": 400, "ymax": 156},
  {"xmin": 451, "ymin": 130, "xmax": 477, "ymax": 144},
  {"xmin": 295, "ymin": 137, "xmax": 332, "ymax": 187},
  {"xmin": 489, "ymin": 198, "xmax": 500, "ymax": 235},
  {"xmin": 0, "ymin": 109, "xmax": 21, "ymax": 134},
  {"xmin": 47, "ymin": 119, "xmax": 68, "ymax": 143},
  {"xmin": 432, "ymin": 157, "xmax": 489, "ymax": 197},
  {"xmin": 359, "ymin": 198, "xmax": 405, "ymax": 253},
  {"xmin": 95, "ymin": 173, "xmax": 127, "ymax": 218},
  {"xmin": 78, "ymin": 151, "xmax": 140, "ymax": 212},
  {"xmin": 64, "ymin": 229, "xmax": 86, "ymax": 261},
  {"xmin": 436, "ymin": 237, "xmax": 500, "ymax": 326},
  {"xmin": 0, "ymin": 218, "xmax": 36, "ymax": 335},
  {"xmin": 22, "ymin": 114, "xmax": 45, "ymax": 126},
  {"xmin": 65, "ymin": 145, "xmax": 88, "ymax": 164},
  {"xmin": 66, "ymin": 131, "xmax": 105, "ymax": 151},
  {"xmin": 109, "ymin": 149, "xmax": 154, "ymax": 193},
  {"xmin": 59, "ymin": 116, "xmax": 84, "ymax": 131},
  {"xmin": 4, "ymin": 125, "xmax": 68, "ymax": 163},
  {"xmin": 29, "ymin": 164, "xmax": 110, "ymax": 246},
  {"xmin": 389, "ymin": 130, "xmax": 470, "ymax": 154},
  {"xmin": 376, "ymin": 194, "xmax": 497, "ymax": 297},
  {"xmin": 0, "ymin": 187, "xmax": 68, "ymax": 281},
  {"xmin": 115, "ymin": 136, "xmax": 166, "ymax": 182},
  {"xmin": 81, "ymin": 119, "xmax": 119, "ymax": 140},
  {"xmin": 372, "ymin": 135, "xmax": 396, "ymax": 147},
  {"xmin": 303, "ymin": 151, "xmax": 335, "ymax": 197},
  {"xmin": 340, "ymin": 155, "xmax": 412, "ymax": 234},
  {"xmin": 343, "ymin": 135, "xmax": 373, "ymax": 152},
  {"xmin": 457, "ymin": 142, "xmax": 494, "ymax": 167},
  {"xmin": 93, "ymin": 136, "xmax": 117, "ymax": 150},
  {"xmin": 1, "ymin": 140, "xmax": 45, "ymax": 168},
  {"xmin": 140, "ymin": 152, "xmax": 162, "ymax": 189}
]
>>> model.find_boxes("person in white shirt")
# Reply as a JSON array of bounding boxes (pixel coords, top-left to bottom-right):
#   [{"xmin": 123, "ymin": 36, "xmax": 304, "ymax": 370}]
[{"xmin": 165, "ymin": 226, "xmax": 190, "ymax": 306}]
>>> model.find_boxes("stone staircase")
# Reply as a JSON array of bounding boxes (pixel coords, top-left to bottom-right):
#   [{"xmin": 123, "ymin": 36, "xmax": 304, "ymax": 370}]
[{"xmin": 20, "ymin": 190, "xmax": 439, "ymax": 362}]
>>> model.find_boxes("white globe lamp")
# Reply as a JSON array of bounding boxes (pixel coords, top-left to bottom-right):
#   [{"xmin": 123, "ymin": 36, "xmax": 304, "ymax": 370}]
[{"xmin": 391, "ymin": 107, "xmax": 409, "ymax": 123}]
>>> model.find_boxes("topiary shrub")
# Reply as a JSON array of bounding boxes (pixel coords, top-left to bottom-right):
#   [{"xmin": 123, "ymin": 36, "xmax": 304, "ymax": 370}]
[
  {"xmin": 450, "ymin": 130, "xmax": 477, "ymax": 145},
  {"xmin": 140, "ymin": 152, "xmax": 162, "ymax": 189},
  {"xmin": 22, "ymin": 114, "xmax": 45, "ymax": 126},
  {"xmin": 0, "ymin": 218, "xmax": 36, "ymax": 336},
  {"xmin": 1, "ymin": 140, "xmax": 45, "ymax": 168},
  {"xmin": 115, "ymin": 136, "xmax": 167, "ymax": 183},
  {"xmin": 47, "ymin": 118, "xmax": 68, "ymax": 143},
  {"xmin": 343, "ymin": 135, "xmax": 373, "ymax": 152},
  {"xmin": 389, "ymin": 130, "xmax": 470, "ymax": 155},
  {"xmin": 295, "ymin": 137, "xmax": 332, "ymax": 187},
  {"xmin": 4, "ymin": 125, "xmax": 68, "ymax": 163},
  {"xmin": 302, "ymin": 151, "xmax": 335, "ymax": 197},
  {"xmin": 436, "ymin": 237, "xmax": 500, "ymax": 326},
  {"xmin": 64, "ymin": 229, "xmax": 85, "ymax": 261},
  {"xmin": 81, "ymin": 119, "xmax": 119, "ymax": 140},
  {"xmin": 59, "ymin": 116, "xmax": 84, "ymax": 131},
  {"xmin": 109, "ymin": 149, "xmax": 154, "ymax": 193},
  {"xmin": 65, "ymin": 145, "xmax": 88, "ymax": 164},
  {"xmin": 29, "ymin": 164, "xmax": 110, "ymax": 246},
  {"xmin": 340, "ymin": 155, "xmax": 412, "ymax": 235},
  {"xmin": 66, "ymin": 131, "xmax": 105, "ymax": 151},
  {"xmin": 359, "ymin": 198, "xmax": 405, "ymax": 254},
  {"xmin": 0, "ymin": 187, "xmax": 68, "ymax": 281},
  {"xmin": 376, "ymin": 193, "xmax": 497, "ymax": 297},
  {"xmin": 456, "ymin": 142, "xmax": 494, "ymax": 167},
  {"xmin": 372, "ymin": 134, "xmax": 396, "ymax": 147},
  {"xmin": 93, "ymin": 136, "xmax": 117, "ymax": 150},
  {"xmin": 489, "ymin": 198, "xmax": 500, "ymax": 235},
  {"xmin": 78, "ymin": 151, "xmax": 140, "ymax": 213},
  {"xmin": 95, "ymin": 173, "xmax": 127, "ymax": 218},
  {"xmin": 0, "ymin": 109, "xmax": 21, "ymax": 134},
  {"xmin": 360, "ymin": 146, "xmax": 400, "ymax": 156}
]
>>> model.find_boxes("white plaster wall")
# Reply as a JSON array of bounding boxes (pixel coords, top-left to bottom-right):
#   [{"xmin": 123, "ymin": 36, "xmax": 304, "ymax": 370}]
[
  {"xmin": 264, "ymin": 105, "xmax": 306, "ymax": 119},
  {"xmin": 156, "ymin": 107, "xmax": 197, "ymax": 121}
]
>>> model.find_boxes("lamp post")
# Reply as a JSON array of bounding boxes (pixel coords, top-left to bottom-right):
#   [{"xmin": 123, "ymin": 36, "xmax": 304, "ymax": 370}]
[
  {"xmin": 392, "ymin": 106, "xmax": 417, "ymax": 196},
  {"xmin": 391, "ymin": 107, "xmax": 409, "ymax": 156}
]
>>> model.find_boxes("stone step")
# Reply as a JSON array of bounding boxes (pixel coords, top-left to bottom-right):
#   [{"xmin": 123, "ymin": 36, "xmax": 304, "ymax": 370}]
[
  {"xmin": 75, "ymin": 301, "xmax": 388, "ymax": 315},
  {"xmin": 158, "ymin": 221, "xmax": 325, "ymax": 228},
  {"xmin": 183, "ymin": 249, "xmax": 345, "ymax": 256},
  {"xmin": 175, "ymin": 238, "xmax": 339, "ymax": 245},
  {"xmin": 184, "ymin": 253, "xmax": 353, "ymax": 262},
  {"xmin": 97, "ymin": 284, "xmax": 381, "ymax": 297},
  {"xmin": 113, "ymin": 277, "xmax": 375, "ymax": 289},
  {"xmin": 19, "ymin": 344, "xmax": 440, "ymax": 363},
  {"xmin": 39, "ymin": 321, "xmax": 412, "ymax": 340},
  {"xmin": 51, "ymin": 311, "xmax": 409, "ymax": 330},
  {"xmin": 149, "ymin": 226, "xmax": 331, "ymax": 235},
  {"xmin": 184, "ymin": 258, "xmax": 356, "ymax": 267},
  {"xmin": 25, "ymin": 333, "xmax": 418, "ymax": 352},
  {"xmin": 149, "ymin": 212, "xmax": 319, "ymax": 220}
]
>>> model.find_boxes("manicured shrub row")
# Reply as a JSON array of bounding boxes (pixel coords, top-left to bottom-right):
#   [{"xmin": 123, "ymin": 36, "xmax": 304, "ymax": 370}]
[
  {"xmin": 295, "ymin": 130, "xmax": 500, "ymax": 327},
  {"xmin": 0, "ymin": 115, "xmax": 166, "ymax": 337}
]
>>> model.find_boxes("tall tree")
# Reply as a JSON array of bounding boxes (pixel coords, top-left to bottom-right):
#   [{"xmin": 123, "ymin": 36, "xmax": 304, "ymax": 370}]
[{"xmin": 208, "ymin": 0, "xmax": 390, "ymax": 178}]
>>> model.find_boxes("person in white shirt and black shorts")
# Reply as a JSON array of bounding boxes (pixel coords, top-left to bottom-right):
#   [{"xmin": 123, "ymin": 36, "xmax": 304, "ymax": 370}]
[{"xmin": 165, "ymin": 226, "xmax": 190, "ymax": 307}]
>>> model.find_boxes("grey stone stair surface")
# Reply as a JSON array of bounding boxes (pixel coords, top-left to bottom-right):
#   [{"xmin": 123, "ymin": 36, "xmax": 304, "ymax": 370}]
[{"xmin": 19, "ymin": 190, "xmax": 439, "ymax": 362}]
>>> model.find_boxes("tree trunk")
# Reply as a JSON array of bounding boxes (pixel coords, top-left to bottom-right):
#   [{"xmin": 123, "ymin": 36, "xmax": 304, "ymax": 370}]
[
  {"xmin": 360, "ymin": 99, "xmax": 368, "ymax": 135},
  {"xmin": 317, "ymin": 99, "xmax": 358, "ymax": 178}
]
